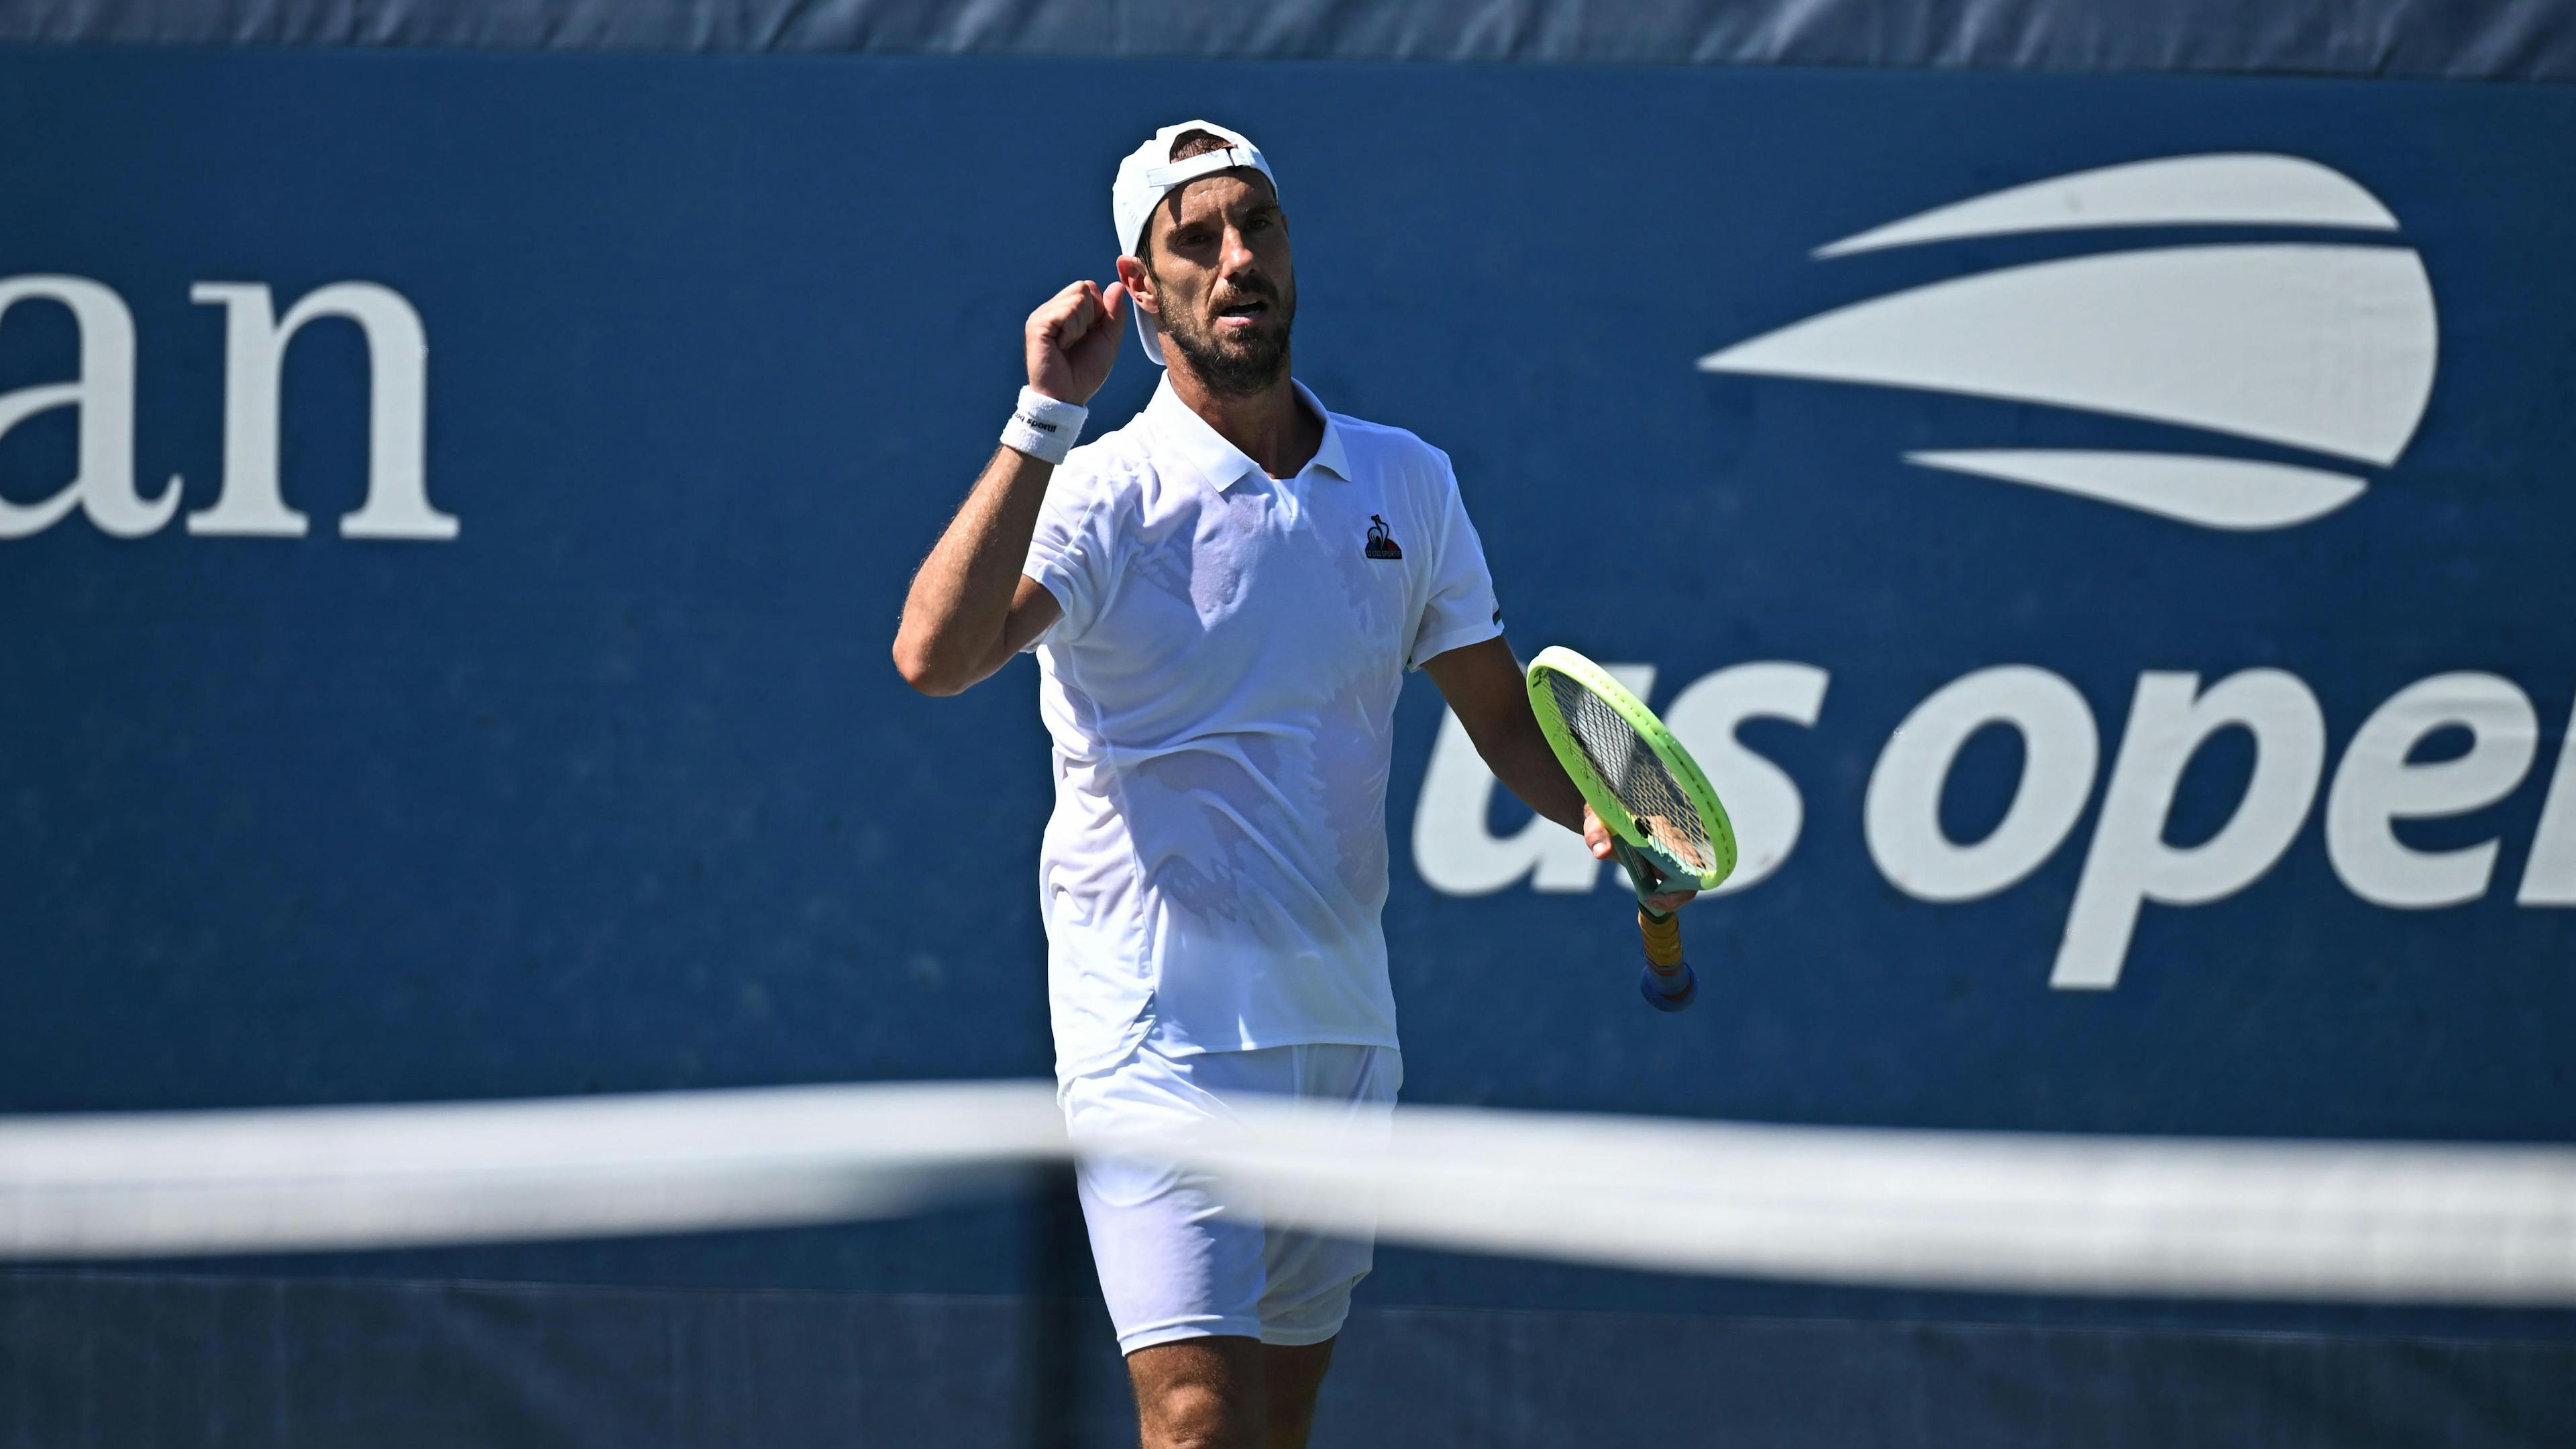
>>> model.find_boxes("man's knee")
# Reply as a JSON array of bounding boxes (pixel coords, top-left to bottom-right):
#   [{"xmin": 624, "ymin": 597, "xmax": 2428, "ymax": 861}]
[
  {"xmin": 1129, "ymin": 1337, "xmax": 1261, "ymax": 1449},
  {"xmin": 1141, "ymin": 1380, "xmax": 1245, "ymax": 1448}
]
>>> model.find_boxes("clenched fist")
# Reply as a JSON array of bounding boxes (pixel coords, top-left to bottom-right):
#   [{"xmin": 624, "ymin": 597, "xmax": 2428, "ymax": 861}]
[{"xmin": 1027, "ymin": 280, "xmax": 1130, "ymax": 407}]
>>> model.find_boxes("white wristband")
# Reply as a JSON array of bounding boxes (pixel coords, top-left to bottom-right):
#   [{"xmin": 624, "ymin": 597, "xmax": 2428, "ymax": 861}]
[{"xmin": 1001, "ymin": 386, "xmax": 1088, "ymax": 466}]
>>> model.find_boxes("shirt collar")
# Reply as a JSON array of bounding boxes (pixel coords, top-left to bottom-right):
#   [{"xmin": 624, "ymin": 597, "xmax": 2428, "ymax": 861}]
[{"xmin": 1143, "ymin": 375, "xmax": 1350, "ymax": 490}]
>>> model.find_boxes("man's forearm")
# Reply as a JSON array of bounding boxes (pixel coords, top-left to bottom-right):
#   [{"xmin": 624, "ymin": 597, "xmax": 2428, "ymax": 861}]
[
  {"xmin": 1422, "ymin": 635, "xmax": 1593, "ymax": 836},
  {"xmin": 1487, "ymin": 699, "xmax": 1590, "ymax": 835},
  {"xmin": 892, "ymin": 445, "xmax": 1053, "ymax": 695}
]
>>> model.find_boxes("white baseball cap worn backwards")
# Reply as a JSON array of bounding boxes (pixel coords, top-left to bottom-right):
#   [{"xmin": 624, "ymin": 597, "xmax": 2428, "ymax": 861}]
[{"xmin": 1112, "ymin": 120, "xmax": 1279, "ymax": 366}]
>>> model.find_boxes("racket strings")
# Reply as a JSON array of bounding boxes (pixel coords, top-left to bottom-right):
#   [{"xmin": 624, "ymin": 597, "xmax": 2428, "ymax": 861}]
[{"xmin": 1542, "ymin": 673, "xmax": 1715, "ymax": 874}]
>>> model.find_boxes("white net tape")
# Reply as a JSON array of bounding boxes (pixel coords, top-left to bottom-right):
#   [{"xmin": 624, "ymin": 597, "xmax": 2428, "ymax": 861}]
[{"xmin": 6, "ymin": 1083, "xmax": 2574, "ymax": 1304}]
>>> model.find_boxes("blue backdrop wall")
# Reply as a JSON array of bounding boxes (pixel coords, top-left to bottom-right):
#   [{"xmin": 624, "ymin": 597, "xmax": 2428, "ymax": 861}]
[{"xmin": 2, "ymin": 30, "xmax": 2572, "ymax": 1447}]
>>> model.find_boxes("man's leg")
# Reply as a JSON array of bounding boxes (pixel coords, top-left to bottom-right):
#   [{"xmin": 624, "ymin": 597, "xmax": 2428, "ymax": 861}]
[
  {"xmin": 1123, "ymin": 1337, "xmax": 1336, "ymax": 1449},
  {"xmin": 1069, "ymin": 1040, "xmax": 1383, "ymax": 1446},
  {"xmin": 1259, "ymin": 1338, "xmax": 1336, "ymax": 1448},
  {"xmin": 1068, "ymin": 1040, "xmax": 1291, "ymax": 1447},
  {"xmin": 1126, "ymin": 1335, "xmax": 1261, "ymax": 1449},
  {"xmin": 1243, "ymin": 1044, "xmax": 1394, "ymax": 1446}
]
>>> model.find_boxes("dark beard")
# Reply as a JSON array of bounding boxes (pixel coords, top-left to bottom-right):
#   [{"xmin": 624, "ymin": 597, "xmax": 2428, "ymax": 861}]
[{"xmin": 1159, "ymin": 287, "xmax": 1295, "ymax": 397}]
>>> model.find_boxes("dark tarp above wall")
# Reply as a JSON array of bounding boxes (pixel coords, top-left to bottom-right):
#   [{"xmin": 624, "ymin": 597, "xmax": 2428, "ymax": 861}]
[{"xmin": 5, "ymin": 0, "xmax": 2576, "ymax": 82}]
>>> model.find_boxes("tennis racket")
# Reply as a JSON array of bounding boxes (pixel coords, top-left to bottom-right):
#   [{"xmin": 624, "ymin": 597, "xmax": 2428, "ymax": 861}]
[{"xmin": 1525, "ymin": 646, "xmax": 1737, "ymax": 1012}]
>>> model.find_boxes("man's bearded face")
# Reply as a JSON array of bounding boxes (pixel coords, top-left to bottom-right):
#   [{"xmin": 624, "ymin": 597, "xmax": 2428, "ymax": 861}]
[{"xmin": 1144, "ymin": 174, "xmax": 1297, "ymax": 396}]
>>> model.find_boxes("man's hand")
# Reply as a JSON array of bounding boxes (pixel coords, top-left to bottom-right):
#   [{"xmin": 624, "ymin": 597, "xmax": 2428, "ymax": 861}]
[
  {"xmin": 1028, "ymin": 280, "xmax": 1129, "ymax": 405},
  {"xmin": 1582, "ymin": 803, "xmax": 1699, "ymax": 914}
]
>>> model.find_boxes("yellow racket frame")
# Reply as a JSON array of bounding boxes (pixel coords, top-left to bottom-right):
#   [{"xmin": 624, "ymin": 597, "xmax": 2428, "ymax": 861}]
[{"xmin": 1525, "ymin": 645, "xmax": 1738, "ymax": 894}]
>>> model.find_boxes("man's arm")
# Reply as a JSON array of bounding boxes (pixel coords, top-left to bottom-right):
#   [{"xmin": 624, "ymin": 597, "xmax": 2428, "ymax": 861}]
[
  {"xmin": 892, "ymin": 451, "xmax": 1066, "ymax": 696},
  {"xmin": 892, "ymin": 279, "xmax": 1127, "ymax": 696},
  {"xmin": 1421, "ymin": 635, "xmax": 1699, "ymax": 912}
]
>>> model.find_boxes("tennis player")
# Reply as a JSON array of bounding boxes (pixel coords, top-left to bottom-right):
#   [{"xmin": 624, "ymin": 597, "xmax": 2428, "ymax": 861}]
[{"xmin": 893, "ymin": 121, "xmax": 1697, "ymax": 1448}]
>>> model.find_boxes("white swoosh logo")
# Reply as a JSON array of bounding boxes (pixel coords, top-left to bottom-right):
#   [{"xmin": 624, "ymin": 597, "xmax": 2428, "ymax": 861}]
[
  {"xmin": 1813, "ymin": 152, "xmax": 2400, "ymax": 257},
  {"xmin": 1904, "ymin": 451, "xmax": 2367, "ymax": 531},
  {"xmin": 1699, "ymin": 156, "xmax": 2439, "ymax": 530}
]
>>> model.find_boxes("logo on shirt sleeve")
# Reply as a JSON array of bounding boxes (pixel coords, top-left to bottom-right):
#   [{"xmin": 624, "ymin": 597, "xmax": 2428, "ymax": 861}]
[{"xmin": 1363, "ymin": 515, "xmax": 1403, "ymax": 560}]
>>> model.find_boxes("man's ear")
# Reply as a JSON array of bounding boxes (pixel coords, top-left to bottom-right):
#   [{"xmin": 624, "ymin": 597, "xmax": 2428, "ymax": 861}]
[{"xmin": 1114, "ymin": 254, "xmax": 1157, "ymax": 319}]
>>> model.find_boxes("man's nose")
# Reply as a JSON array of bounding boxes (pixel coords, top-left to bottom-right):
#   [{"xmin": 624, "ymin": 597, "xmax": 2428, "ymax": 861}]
[{"xmin": 1219, "ymin": 225, "xmax": 1258, "ymax": 277}]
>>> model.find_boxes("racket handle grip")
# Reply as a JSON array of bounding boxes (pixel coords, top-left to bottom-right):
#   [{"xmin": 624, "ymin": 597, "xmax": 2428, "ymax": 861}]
[{"xmin": 1638, "ymin": 907, "xmax": 1697, "ymax": 1012}]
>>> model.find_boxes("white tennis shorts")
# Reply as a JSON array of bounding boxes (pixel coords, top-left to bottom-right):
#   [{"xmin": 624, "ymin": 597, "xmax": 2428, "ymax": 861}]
[{"xmin": 1061, "ymin": 1034, "xmax": 1402, "ymax": 1355}]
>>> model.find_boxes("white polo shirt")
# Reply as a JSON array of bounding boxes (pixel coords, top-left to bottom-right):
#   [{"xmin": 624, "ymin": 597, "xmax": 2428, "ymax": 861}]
[{"xmin": 1022, "ymin": 377, "xmax": 1503, "ymax": 1079}]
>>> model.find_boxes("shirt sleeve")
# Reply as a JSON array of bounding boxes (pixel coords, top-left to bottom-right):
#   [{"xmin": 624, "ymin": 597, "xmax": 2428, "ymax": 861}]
[
  {"xmin": 1406, "ymin": 449, "xmax": 1506, "ymax": 671},
  {"xmin": 1020, "ymin": 454, "xmax": 1120, "ymax": 650}
]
